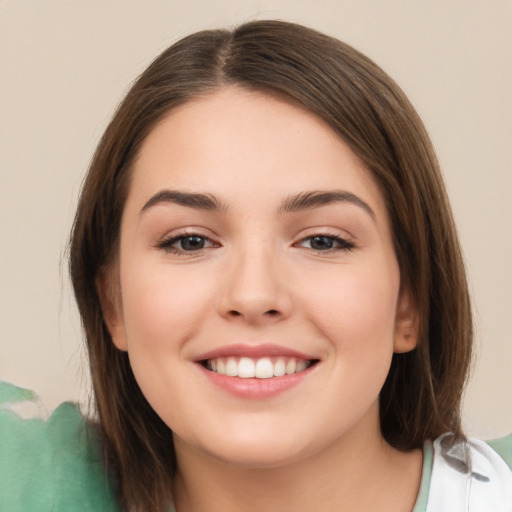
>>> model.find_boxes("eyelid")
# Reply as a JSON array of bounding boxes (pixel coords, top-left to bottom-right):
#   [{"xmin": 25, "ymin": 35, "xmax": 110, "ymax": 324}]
[
  {"xmin": 293, "ymin": 229, "xmax": 356, "ymax": 253},
  {"xmin": 155, "ymin": 229, "xmax": 220, "ymax": 254},
  {"xmin": 153, "ymin": 226, "xmax": 356, "ymax": 255}
]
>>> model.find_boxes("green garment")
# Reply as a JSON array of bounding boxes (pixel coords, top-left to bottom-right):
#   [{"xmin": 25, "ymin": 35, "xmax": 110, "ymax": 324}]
[
  {"xmin": 0, "ymin": 382, "xmax": 120, "ymax": 511},
  {"xmin": 412, "ymin": 440, "xmax": 433, "ymax": 512},
  {"xmin": 1, "ymin": 381, "xmax": 511, "ymax": 511},
  {"xmin": 488, "ymin": 435, "xmax": 512, "ymax": 469}
]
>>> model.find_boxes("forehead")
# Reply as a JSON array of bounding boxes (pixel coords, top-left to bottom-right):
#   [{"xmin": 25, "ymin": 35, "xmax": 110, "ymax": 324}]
[{"xmin": 128, "ymin": 86, "xmax": 388, "ymax": 221}]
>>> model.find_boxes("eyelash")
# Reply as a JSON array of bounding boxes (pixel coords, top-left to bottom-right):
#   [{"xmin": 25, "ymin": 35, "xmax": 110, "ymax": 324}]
[
  {"xmin": 297, "ymin": 233, "xmax": 355, "ymax": 253},
  {"xmin": 156, "ymin": 231, "xmax": 355, "ymax": 255},
  {"xmin": 157, "ymin": 232, "xmax": 218, "ymax": 255}
]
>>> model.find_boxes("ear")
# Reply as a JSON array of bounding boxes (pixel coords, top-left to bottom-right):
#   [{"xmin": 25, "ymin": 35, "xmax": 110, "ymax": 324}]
[
  {"xmin": 393, "ymin": 288, "xmax": 419, "ymax": 354},
  {"xmin": 96, "ymin": 266, "xmax": 128, "ymax": 351}
]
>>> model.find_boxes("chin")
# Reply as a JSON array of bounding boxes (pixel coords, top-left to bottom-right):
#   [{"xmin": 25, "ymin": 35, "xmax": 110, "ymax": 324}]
[
  {"xmin": 207, "ymin": 442, "xmax": 307, "ymax": 469},
  {"xmin": 185, "ymin": 423, "xmax": 321, "ymax": 470}
]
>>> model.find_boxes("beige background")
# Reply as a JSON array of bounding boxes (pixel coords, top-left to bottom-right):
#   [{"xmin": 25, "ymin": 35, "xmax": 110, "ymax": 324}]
[{"xmin": 1, "ymin": 1, "xmax": 510, "ymax": 438}]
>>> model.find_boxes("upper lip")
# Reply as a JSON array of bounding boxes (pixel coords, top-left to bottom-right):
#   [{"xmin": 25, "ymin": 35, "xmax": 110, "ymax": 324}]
[{"xmin": 194, "ymin": 343, "xmax": 318, "ymax": 362}]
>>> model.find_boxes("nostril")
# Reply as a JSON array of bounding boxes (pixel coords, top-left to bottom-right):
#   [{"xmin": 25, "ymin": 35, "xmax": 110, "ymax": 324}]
[{"xmin": 225, "ymin": 308, "xmax": 281, "ymax": 319}]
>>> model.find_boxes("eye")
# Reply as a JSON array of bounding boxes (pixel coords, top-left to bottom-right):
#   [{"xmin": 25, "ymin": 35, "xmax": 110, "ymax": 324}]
[
  {"xmin": 157, "ymin": 233, "xmax": 217, "ymax": 254},
  {"xmin": 298, "ymin": 234, "xmax": 354, "ymax": 252}
]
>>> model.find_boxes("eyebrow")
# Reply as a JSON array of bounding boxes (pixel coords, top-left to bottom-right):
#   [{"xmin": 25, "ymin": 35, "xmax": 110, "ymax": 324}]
[
  {"xmin": 279, "ymin": 190, "xmax": 376, "ymax": 220},
  {"xmin": 140, "ymin": 188, "xmax": 375, "ymax": 220},
  {"xmin": 141, "ymin": 190, "xmax": 228, "ymax": 214}
]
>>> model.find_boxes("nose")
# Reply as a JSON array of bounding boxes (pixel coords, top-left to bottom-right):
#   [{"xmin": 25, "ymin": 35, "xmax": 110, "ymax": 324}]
[{"xmin": 217, "ymin": 244, "xmax": 292, "ymax": 325}]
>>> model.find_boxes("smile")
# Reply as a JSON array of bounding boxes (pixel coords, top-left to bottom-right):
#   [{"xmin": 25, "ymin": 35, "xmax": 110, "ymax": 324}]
[
  {"xmin": 195, "ymin": 344, "xmax": 319, "ymax": 398},
  {"xmin": 204, "ymin": 357, "xmax": 314, "ymax": 379}
]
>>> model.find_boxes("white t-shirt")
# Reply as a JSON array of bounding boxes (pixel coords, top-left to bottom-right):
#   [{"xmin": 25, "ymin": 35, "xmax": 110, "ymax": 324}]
[{"xmin": 422, "ymin": 433, "xmax": 512, "ymax": 511}]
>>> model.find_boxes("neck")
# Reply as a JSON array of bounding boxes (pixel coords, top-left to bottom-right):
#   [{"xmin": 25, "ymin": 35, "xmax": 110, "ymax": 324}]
[{"xmin": 171, "ymin": 411, "xmax": 422, "ymax": 512}]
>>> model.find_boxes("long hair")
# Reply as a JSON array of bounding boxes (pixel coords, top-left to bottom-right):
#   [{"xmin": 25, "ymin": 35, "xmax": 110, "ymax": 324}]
[{"xmin": 69, "ymin": 20, "xmax": 472, "ymax": 511}]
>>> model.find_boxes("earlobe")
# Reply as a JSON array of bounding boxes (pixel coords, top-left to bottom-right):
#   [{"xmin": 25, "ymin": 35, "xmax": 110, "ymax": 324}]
[
  {"xmin": 393, "ymin": 288, "xmax": 420, "ymax": 354},
  {"xmin": 96, "ymin": 267, "xmax": 128, "ymax": 351}
]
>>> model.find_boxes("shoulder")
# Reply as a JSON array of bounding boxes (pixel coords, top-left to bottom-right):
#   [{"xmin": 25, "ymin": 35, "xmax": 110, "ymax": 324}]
[
  {"xmin": 426, "ymin": 432, "xmax": 512, "ymax": 511},
  {"xmin": 0, "ymin": 381, "xmax": 120, "ymax": 511}
]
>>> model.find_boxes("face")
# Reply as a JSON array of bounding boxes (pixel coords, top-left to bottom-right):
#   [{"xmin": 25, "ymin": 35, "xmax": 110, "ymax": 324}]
[{"xmin": 102, "ymin": 87, "xmax": 417, "ymax": 468}]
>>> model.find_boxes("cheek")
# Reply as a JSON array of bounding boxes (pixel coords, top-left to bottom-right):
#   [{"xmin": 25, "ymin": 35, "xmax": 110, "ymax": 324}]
[
  {"xmin": 117, "ymin": 263, "xmax": 217, "ymax": 424},
  {"xmin": 119, "ymin": 261, "xmax": 215, "ymax": 354},
  {"xmin": 302, "ymin": 265, "xmax": 399, "ymax": 346},
  {"xmin": 309, "ymin": 269, "xmax": 399, "ymax": 407}
]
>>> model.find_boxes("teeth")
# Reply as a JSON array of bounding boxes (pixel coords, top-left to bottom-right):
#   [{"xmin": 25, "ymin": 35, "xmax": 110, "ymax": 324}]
[
  {"xmin": 238, "ymin": 357, "xmax": 255, "ymax": 378},
  {"xmin": 296, "ymin": 360, "xmax": 307, "ymax": 373},
  {"xmin": 255, "ymin": 357, "xmax": 273, "ymax": 379},
  {"xmin": 274, "ymin": 358, "xmax": 286, "ymax": 377},
  {"xmin": 286, "ymin": 359, "xmax": 296, "ymax": 375},
  {"xmin": 225, "ymin": 358, "xmax": 238, "ymax": 377},
  {"xmin": 207, "ymin": 357, "xmax": 312, "ymax": 379}
]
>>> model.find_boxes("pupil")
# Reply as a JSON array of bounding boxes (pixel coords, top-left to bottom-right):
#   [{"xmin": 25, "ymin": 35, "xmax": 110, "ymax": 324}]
[
  {"xmin": 311, "ymin": 236, "xmax": 333, "ymax": 250},
  {"xmin": 182, "ymin": 236, "xmax": 204, "ymax": 250}
]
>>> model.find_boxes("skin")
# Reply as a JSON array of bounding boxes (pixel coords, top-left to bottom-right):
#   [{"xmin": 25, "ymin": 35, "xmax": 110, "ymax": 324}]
[{"xmin": 101, "ymin": 87, "xmax": 422, "ymax": 511}]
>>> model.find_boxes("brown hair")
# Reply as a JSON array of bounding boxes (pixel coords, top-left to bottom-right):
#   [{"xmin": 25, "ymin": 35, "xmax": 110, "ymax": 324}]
[{"xmin": 69, "ymin": 20, "xmax": 472, "ymax": 511}]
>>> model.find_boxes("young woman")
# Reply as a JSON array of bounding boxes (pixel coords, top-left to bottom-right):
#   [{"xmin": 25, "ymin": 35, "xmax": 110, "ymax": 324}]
[{"xmin": 1, "ymin": 20, "xmax": 511, "ymax": 512}]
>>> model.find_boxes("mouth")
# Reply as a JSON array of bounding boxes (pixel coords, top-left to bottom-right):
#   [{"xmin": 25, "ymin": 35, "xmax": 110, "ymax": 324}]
[
  {"xmin": 194, "ymin": 344, "xmax": 320, "ymax": 398},
  {"xmin": 201, "ymin": 356, "xmax": 318, "ymax": 379}
]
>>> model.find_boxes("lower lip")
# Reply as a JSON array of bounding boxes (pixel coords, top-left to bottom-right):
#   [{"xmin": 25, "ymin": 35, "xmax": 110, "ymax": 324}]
[{"xmin": 197, "ymin": 364, "xmax": 315, "ymax": 399}]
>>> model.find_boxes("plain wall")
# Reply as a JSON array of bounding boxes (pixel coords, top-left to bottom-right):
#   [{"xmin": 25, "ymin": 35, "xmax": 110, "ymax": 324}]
[{"xmin": 1, "ymin": 0, "xmax": 511, "ymax": 438}]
